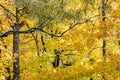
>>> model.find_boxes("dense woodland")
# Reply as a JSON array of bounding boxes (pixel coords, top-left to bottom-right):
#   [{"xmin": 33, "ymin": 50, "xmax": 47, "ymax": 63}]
[{"xmin": 0, "ymin": 0, "xmax": 120, "ymax": 80}]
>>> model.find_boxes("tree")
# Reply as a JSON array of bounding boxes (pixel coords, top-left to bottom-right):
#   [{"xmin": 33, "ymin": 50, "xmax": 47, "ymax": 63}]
[
  {"xmin": 0, "ymin": 0, "xmax": 93, "ymax": 79},
  {"xmin": 1, "ymin": 0, "xmax": 119, "ymax": 80}
]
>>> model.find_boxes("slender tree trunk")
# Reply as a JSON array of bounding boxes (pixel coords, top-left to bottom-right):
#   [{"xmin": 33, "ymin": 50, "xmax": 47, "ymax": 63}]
[
  {"xmin": 101, "ymin": 1, "xmax": 107, "ymax": 80},
  {"xmin": 102, "ymin": 0, "xmax": 106, "ymax": 56},
  {"xmin": 13, "ymin": 7, "xmax": 21, "ymax": 80},
  {"xmin": 13, "ymin": 29, "xmax": 20, "ymax": 80},
  {"xmin": 103, "ymin": 39, "xmax": 106, "ymax": 56}
]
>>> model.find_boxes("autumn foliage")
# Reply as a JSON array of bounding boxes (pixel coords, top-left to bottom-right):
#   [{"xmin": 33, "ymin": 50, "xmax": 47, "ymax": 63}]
[{"xmin": 0, "ymin": 0, "xmax": 120, "ymax": 80}]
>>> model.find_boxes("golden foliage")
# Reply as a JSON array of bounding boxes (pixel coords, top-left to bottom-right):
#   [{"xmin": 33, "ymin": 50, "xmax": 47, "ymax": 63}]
[{"xmin": 0, "ymin": 0, "xmax": 120, "ymax": 80}]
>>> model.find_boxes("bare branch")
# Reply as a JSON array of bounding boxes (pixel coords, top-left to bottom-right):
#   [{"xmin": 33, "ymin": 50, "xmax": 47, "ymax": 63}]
[
  {"xmin": 0, "ymin": 20, "xmax": 88, "ymax": 37},
  {"xmin": 0, "ymin": 15, "xmax": 99, "ymax": 38},
  {"xmin": 0, "ymin": 28, "xmax": 37, "ymax": 37},
  {"xmin": 59, "ymin": 15, "xmax": 99, "ymax": 37},
  {"xmin": 59, "ymin": 20, "xmax": 88, "ymax": 37},
  {"xmin": 0, "ymin": 4, "xmax": 16, "ymax": 17}
]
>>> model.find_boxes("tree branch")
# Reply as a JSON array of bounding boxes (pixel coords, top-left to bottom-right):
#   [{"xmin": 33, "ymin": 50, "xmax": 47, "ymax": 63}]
[
  {"xmin": 0, "ymin": 20, "xmax": 88, "ymax": 37},
  {"xmin": 59, "ymin": 19, "xmax": 88, "ymax": 37},
  {"xmin": 0, "ymin": 15, "xmax": 99, "ymax": 38},
  {"xmin": 0, "ymin": 4, "xmax": 16, "ymax": 17}
]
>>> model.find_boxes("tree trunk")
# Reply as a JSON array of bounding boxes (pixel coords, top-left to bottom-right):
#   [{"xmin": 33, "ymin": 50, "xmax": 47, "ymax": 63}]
[
  {"xmin": 13, "ymin": 27, "xmax": 20, "ymax": 80},
  {"xmin": 102, "ymin": 0, "xmax": 106, "ymax": 56},
  {"xmin": 101, "ymin": 1, "xmax": 107, "ymax": 80},
  {"xmin": 102, "ymin": 39, "xmax": 106, "ymax": 56},
  {"xmin": 13, "ymin": 7, "xmax": 20, "ymax": 80},
  {"xmin": 52, "ymin": 49, "xmax": 60, "ymax": 68}
]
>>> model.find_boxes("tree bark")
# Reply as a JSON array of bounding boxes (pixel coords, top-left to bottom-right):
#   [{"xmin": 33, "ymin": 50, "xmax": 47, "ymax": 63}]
[
  {"xmin": 13, "ymin": 7, "xmax": 21, "ymax": 80},
  {"xmin": 13, "ymin": 26, "xmax": 20, "ymax": 80}
]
